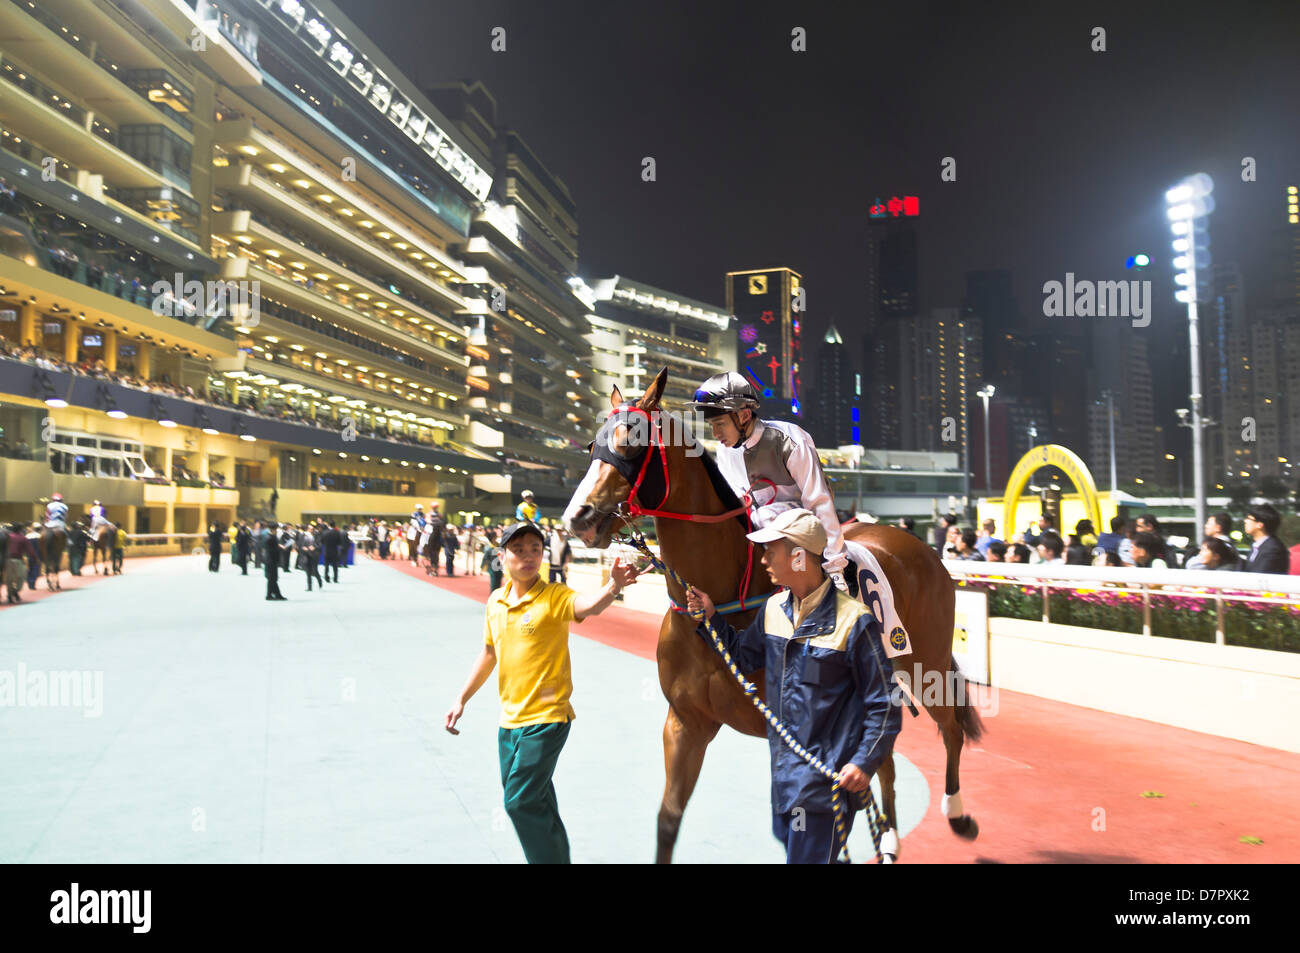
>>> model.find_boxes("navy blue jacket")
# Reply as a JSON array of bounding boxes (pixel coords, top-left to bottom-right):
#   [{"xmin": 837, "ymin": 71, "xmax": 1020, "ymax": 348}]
[{"xmin": 699, "ymin": 582, "xmax": 902, "ymax": 814}]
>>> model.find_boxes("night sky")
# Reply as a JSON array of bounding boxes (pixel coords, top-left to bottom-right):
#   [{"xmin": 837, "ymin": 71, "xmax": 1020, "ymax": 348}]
[{"xmin": 336, "ymin": 0, "xmax": 1300, "ymax": 385}]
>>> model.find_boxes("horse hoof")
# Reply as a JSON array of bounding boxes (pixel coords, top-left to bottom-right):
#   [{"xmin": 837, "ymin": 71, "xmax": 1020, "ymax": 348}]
[
  {"xmin": 948, "ymin": 815, "xmax": 979, "ymax": 840},
  {"xmin": 881, "ymin": 852, "xmax": 897, "ymax": 865}
]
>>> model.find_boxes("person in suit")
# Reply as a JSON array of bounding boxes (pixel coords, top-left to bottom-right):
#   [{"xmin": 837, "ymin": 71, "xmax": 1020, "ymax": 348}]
[
  {"xmin": 1241, "ymin": 504, "xmax": 1289, "ymax": 574},
  {"xmin": 252, "ymin": 520, "xmax": 264, "ymax": 569},
  {"xmin": 932, "ymin": 513, "xmax": 957, "ymax": 552},
  {"xmin": 298, "ymin": 525, "xmax": 323, "ymax": 591},
  {"xmin": 234, "ymin": 522, "xmax": 252, "ymax": 575},
  {"xmin": 322, "ymin": 521, "xmax": 342, "ymax": 583},
  {"xmin": 264, "ymin": 522, "xmax": 285, "ymax": 600},
  {"xmin": 424, "ymin": 502, "xmax": 445, "ymax": 576},
  {"xmin": 67, "ymin": 519, "xmax": 90, "ymax": 576},
  {"xmin": 279, "ymin": 524, "xmax": 294, "ymax": 572},
  {"xmin": 207, "ymin": 523, "xmax": 223, "ymax": 573},
  {"xmin": 443, "ymin": 525, "xmax": 460, "ymax": 576}
]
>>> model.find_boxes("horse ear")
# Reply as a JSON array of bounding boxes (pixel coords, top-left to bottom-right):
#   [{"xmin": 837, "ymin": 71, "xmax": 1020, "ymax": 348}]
[
  {"xmin": 638, "ymin": 367, "xmax": 669, "ymax": 410},
  {"xmin": 609, "ymin": 385, "xmax": 624, "ymax": 411}
]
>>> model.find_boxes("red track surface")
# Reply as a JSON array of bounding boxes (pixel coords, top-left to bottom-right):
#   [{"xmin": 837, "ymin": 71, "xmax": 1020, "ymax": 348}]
[
  {"xmin": 384, "ymin": 555, "xmax": 1300, "ymax": 863},
  {"xmin": 0, "ymin": 559, "xmax": 159, "ymax": 610}
]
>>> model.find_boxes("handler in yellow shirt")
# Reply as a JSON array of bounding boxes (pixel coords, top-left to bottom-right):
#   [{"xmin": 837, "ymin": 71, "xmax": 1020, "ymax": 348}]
[{"xmin": 445, "ymin": 521, "xmax": 640, "ymax": 863}]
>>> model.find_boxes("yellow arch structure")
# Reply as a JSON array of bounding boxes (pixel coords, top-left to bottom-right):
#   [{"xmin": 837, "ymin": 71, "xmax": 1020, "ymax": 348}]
[{"xmin": 1002, "ymin": 444, "xmax": 1104, "ymax": 539}]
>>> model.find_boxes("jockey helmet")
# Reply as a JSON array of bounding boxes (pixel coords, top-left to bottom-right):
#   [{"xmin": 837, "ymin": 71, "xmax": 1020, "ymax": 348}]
[
  {"xmin": 51, "ymin": 492, "xmax": 63, "ymax": 501},
  {"xmin": 521, "ymin": 490, "xmax": 534, "ymax": 500},
  {"xmin": 687, "ymin": 372, "xmax": 760, "ymax": 419}
]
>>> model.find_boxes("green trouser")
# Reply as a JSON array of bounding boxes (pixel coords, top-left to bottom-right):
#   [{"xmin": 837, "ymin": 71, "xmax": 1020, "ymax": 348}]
[{"xmin": 497, "ymin": 721, "xmax": 571, "ymax": 864}]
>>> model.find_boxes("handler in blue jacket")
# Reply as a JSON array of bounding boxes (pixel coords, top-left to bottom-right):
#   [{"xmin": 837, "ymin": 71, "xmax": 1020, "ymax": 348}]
[{"xmin": 686, "ymin": 507, "xmax": 901, "ymax": 864}]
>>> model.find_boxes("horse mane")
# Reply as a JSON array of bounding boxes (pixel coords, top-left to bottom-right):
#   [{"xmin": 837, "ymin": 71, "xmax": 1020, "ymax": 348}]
[{"xmin": 660, "ymin": 410, "xmax": 744, "ymax": 518}]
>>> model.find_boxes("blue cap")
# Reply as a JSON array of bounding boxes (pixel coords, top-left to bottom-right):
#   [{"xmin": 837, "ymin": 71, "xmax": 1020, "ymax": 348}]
[{"xmin": 499, "ymin": 522, "xmax": 545, "ymax": 547}]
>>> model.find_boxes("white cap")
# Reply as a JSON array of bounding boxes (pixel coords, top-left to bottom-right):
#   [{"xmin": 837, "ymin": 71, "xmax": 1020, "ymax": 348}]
[{"xmin": 746, "ymin": 508, "xmax": 827, "ymax": 555}]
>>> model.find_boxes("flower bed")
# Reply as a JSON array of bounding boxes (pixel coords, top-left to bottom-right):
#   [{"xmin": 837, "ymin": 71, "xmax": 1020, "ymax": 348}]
[{"xmin": 960, "ymin": 580, "xmax": 1300, "ymax": 653}]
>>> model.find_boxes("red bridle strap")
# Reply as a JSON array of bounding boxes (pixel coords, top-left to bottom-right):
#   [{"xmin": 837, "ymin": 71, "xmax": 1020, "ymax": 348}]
[{"xmin": 614, "ymin": 407, "xmax": 773, "ymax": 611}]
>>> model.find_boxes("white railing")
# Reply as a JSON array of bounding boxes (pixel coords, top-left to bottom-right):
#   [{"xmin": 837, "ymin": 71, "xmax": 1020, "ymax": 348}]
[{"xmin": 942, "ymin": 559, "xmax": 1300, "ymax": 646}]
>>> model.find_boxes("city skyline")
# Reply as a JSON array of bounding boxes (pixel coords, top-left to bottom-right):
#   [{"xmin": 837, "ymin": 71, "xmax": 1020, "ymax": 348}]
[{"xmin": 339, "ymin": 0, "xmax": 1300, "ymax": 377}]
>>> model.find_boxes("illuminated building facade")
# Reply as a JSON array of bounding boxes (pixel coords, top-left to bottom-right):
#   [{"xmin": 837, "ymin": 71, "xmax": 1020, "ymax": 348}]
[
  {"xmin": 726, "ymin": 267, "xmax": 802, "ymax": 422},
  {"xmin": 0, "ymin": 0, "xmax": 508, "ymax": 529}
]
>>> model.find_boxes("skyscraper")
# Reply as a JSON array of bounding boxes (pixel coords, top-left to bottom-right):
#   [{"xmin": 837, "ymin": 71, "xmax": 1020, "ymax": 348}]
[
  {"xmin": 862, "ymin": 216, "xmax": 919, "ymax": 448},
  {"xmin": 907, "ymin": 308, "xmax": 983, "ymax": 454},
  {"xmin": 727, "ymin": 267, "xmax": 803, "ymax": 422},
  {"xmin": 1271, "ymin": 185, "xmax": 1300, "ymax": 313},
  {"xmin": 812, "ymin": 323, "xmax": 857, "ymax": 446}
]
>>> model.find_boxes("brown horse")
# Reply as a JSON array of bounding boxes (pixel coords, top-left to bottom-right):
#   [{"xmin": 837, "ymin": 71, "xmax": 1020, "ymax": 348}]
[
  {"xmin": 39, "ymin": 526, "xmax": 66, "ymax": 591},
  {"xmin": 563, "ymin": 368, "xmax": 982, "ymax": 863},
  {"xmin": 90, "ymin": 522, "xmax": 117, "ymax": 575}
]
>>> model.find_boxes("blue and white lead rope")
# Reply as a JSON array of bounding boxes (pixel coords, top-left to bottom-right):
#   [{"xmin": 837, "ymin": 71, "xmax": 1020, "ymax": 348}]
[{"xmin": 626, "ymin": 532, "xmax": 885, "ymax": 863}]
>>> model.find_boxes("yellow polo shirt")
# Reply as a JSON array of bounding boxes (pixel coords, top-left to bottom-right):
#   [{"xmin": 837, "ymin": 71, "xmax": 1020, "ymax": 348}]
[{"xmin": 484, "ymin": 577, "xmax": 579, "ymax": 729}]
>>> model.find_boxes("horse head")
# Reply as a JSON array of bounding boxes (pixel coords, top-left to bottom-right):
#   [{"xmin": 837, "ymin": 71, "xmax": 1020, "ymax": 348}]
[{"xmin": 563, "ymin": 366, "xmax": 674, "ymax": 548}]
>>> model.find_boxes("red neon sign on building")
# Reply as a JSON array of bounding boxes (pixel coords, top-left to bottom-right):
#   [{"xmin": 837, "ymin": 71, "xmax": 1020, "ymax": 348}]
[{"xmin": 869, "ymin": 195, "xmax": 920, "ymax": 219}]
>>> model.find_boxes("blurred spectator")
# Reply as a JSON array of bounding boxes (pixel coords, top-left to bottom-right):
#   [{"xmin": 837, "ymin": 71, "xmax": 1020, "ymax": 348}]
[
  {"xmin": 1036, "ymin": 532, "xmax": 1065, "ymax": 565},
  {"xmin": 1007, "ymin": 543, "xmax": 1031, "ymax": 564},
  {"xmin": 1195, "ymin": 536, "xmax": 1240, "ymax": 572},
  {"xmin": 1135, "ymin": 514, "xmax": 1168, "ymax": 563},
  {"xmin": 1240, "ymin": 504, "xmax": 1288, "ymax": 574},
  {"xmin": 975, "ymin": 519, "xmax": 1002, "ymax": 557},
  {"xmin": 954, "ymin": 530, "xmax": 985, "ymax": 561},
  {"xmin": 1185, "ymin": 513, "xmax": 1234, "ymax": 570},
  {"xmin": 1025, "ymin": 513, "xmax": 1056, "ymax": 548},
  {"xmin": 933, "ymin": 513, "xmax": 957, "ymax": 553},
  {"xmin": 986, "ymin": 540, "xmax": 1007, "ymax": 563},
  {"xmin": 1130, "ymin": 532, "xmax": 1168, "ymax": 569},
  {"xmin": 1095, "ymin": 515, "xmax": 1127, "ymax": 557},
  {"xmin": 1065, "ymin": 534, "xmax": 1092, "ymax": 565}
]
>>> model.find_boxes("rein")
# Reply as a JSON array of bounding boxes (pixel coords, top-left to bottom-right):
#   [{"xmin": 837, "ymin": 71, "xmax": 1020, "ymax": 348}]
[
  {"xmin": 612, "ymin": 405, "xmax": 758, "ymax": 610},
  {"xmin": 622, "ymin": 527, "xmax": 885, "ymax": 864},
  {"xmin": 596, "ymin": 406, "xmax": 884, "ymax": 862}
]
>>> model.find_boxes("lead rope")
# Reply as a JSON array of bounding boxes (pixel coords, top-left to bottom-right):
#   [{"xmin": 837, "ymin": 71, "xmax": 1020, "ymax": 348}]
[{"xmin": 624, "ymin": 529, "xmax": 885, "ymax": 863}]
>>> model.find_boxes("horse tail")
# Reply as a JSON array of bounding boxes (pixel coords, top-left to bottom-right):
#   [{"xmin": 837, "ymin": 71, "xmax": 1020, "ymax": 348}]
[{"xmin": 951, "ymin": 657, "xmax": 985, "ymax": 743}]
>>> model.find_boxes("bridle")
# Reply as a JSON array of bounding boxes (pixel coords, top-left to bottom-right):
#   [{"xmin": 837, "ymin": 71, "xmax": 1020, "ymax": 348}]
[{"xmin": 591, "ymin": 403, "xmax": 763, "ymax": 610}]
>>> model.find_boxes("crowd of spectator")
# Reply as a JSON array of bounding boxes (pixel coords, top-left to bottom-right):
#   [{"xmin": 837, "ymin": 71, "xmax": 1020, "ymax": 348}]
[
  {"xmin": 0, "ymin": 338, "xmax": 436, "ymax": 449},
  {"xmin": 928, "ymin": 506, "xmax": 1295, "ymax": 575}
]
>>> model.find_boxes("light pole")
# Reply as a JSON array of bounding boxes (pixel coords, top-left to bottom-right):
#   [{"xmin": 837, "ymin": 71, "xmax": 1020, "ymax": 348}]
[
  {"xmin": 1167, "ymin": 173, "xmax": 1215, "ymax": 535},
  {"xmin": 1101, "ymin": 389, "xmax": 1118, "ymax": 492},
  {"xmin": 977, "ymin": 384, "xmax": 995, "ymax": 492}
]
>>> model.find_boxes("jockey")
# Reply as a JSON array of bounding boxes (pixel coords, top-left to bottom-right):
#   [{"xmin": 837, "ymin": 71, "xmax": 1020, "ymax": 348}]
[
  {"xmin": 515, "ymin": 490, "xmax": 538, "ymax": 523},
  {"xmin": 44, "ymin": 492, "xmax": 69, "ymax": 530},
  {"xmin": 688, "ymin": 372, "xmax": 850, "ymax": 590},
  {"xmin": 90, "ymin": 499, "xmax": 110, "ymax": 530}
]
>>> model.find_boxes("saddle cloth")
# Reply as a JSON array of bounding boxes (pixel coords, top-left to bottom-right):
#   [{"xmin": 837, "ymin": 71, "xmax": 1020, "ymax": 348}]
[{"xmin": 843, "ymin": 539, "xmax": 912, "ymax": 658}]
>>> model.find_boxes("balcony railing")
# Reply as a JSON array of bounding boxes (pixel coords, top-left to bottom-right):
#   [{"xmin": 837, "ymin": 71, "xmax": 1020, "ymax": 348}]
[{"xmin": 6, "ymin": 0, "xmax": 195, "ymax": 131}]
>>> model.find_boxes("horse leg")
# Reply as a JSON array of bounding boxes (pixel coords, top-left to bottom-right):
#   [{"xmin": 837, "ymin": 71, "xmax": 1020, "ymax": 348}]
[
  {"xmin": 934, "ymin": 699, "xmax": 979, "ymax": 840},
  {"xmin": 656, "ymin": 706, "xmax": 718, "ymax": 864},
  {"xmin": 877, "ymin": 754, "xmax": 900, "ymax": 863}
]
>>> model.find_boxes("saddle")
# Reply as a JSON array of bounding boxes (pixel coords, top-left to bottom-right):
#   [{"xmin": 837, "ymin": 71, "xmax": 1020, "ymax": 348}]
[{"xmin": 841, "ymin": 539, "xmax": 913, "ymax": 659}]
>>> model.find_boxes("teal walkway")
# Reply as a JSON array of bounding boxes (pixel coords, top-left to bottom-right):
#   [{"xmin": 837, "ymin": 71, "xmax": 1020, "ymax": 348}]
[{"xmin": 0, "ymin": 555, "xmax": 926, "ymax": 863}]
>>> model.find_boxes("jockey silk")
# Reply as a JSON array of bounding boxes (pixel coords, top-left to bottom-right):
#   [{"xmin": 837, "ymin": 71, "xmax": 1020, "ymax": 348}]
[
  {"xmin": 716, "ymin": 419, "xmax": 843, "ymax": 560},
  {"xmin": 716, "ymin": 418, "xmax": 910, "ymax": 658}
]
